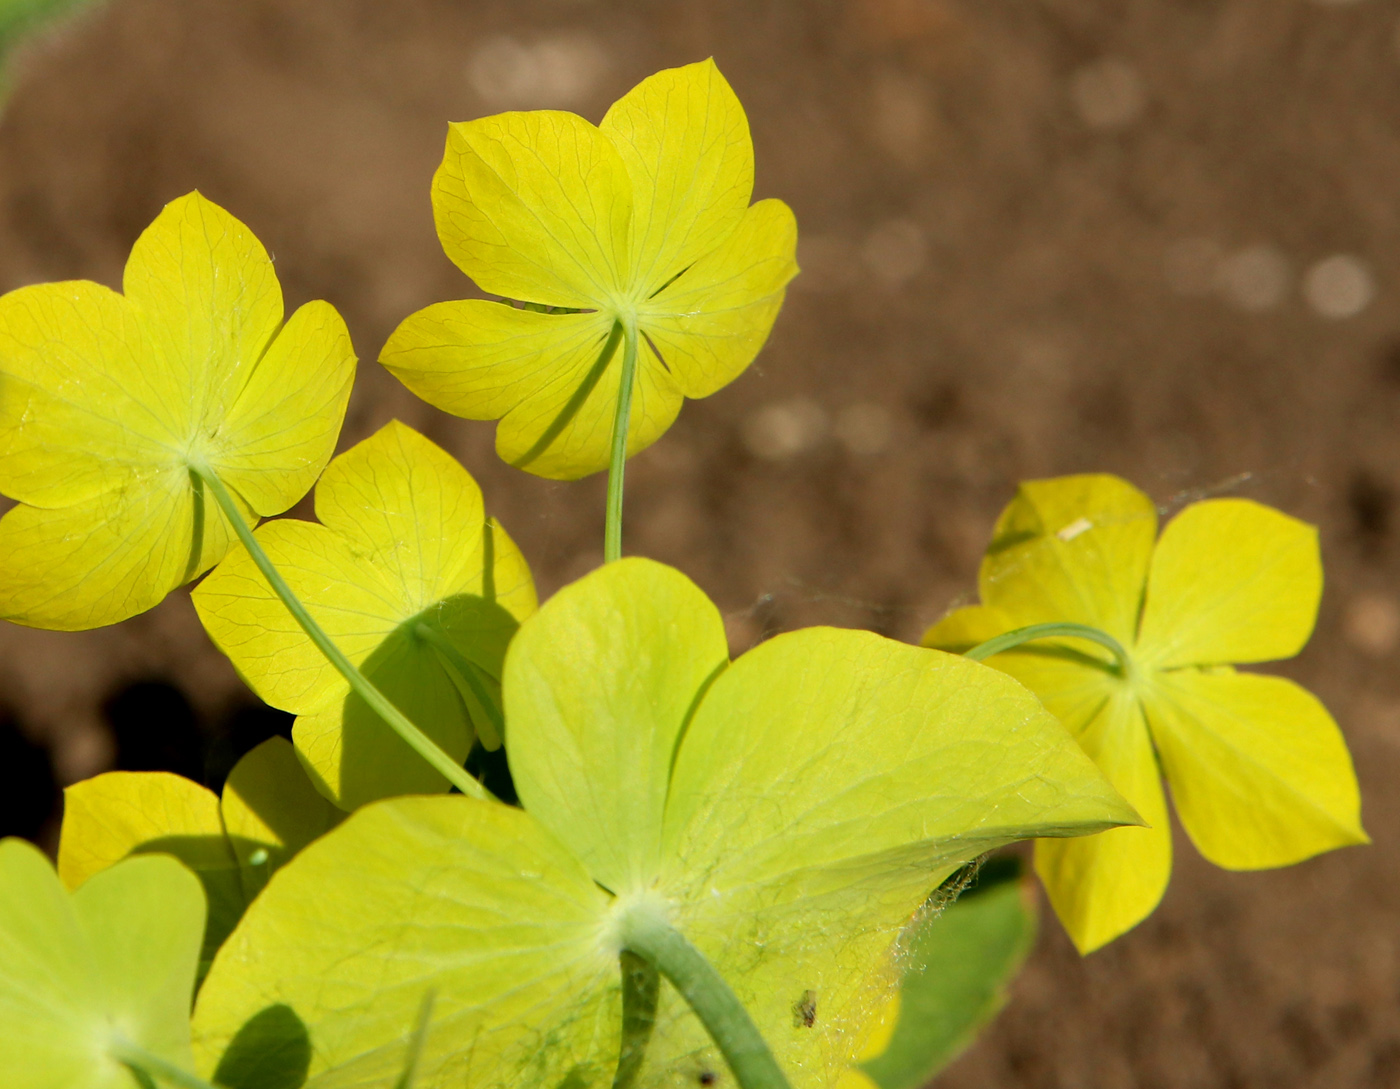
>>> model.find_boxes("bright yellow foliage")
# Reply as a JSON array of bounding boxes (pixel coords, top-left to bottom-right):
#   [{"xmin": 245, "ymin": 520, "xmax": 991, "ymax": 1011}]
[
  {"xmin": 0, "ymin": 191, "xmax": 356, "ymax": 630},
  {"xmin": 381, "ymin": 59, "xmax": 798, "ymax": 480},
  {"xmin": 924, "ymin": 474, "xmax": 1368, "ymax": 953}
]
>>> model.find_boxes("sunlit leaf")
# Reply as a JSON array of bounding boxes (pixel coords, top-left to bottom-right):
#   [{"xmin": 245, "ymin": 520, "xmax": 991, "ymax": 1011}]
[
  {"xmin": 0, "ymin": 191, "xmax": 355, "ymax": 629},
  {"xmin": 58, "ymin": 770, "xmax": 244, "ymax": 969},
  {"xmin": 382, "ymin": 60, "xmax": 799, "ymax": 480},
  {"xmin": 0, "ymin": 838, "xmax": 204, "ymax": 1088},
  {"xmin": 925, "ymin": 474, "xmax": 1366, "ymax": 953},
  {"xmin": 194, "ymin": 558, "xmax": 1134, "ymax": 1089},
  {"xmin": 57, "ymin": 739, "xmax": 346, "ymax": 970},
  {"xmin": 194, "ymin": 420, "xmax": 536, "ymax": 809}
]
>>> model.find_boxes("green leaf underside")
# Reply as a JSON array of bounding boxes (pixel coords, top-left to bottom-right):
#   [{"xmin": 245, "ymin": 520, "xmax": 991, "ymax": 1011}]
[
  {"xmin": 860, "ymin": 864, "xmax": 1037, "ymax": 1089},
  {"xmin": 194, "ymin": 558, "xmax": 1134, "ymax": 1089},
  {"xmin": 380, "ymin": 60, "xmax": 799, "ymax": 480},
  {"xmin": 0, "ymin": 838, "xmax": 205, "ymax": 1089},
  {"xmin": 0, "ymin": 191, "xmax": 355, "ymax": 630},
  {"xmin": 924, "ymin": 473, "xmax": 1366, "ymax": 953},
  {"xmin": 57, "ymin": 738, "xmax": 344, "ymax": 969},
  {"xmin": 193, "ymin": 420, "xmax": 536, "ymax": 810}
]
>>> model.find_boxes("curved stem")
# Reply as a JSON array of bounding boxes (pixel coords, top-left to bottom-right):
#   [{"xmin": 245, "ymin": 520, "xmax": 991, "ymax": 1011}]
[
  {"xmin": 191, "ymin": 466, "xmax": 487, "ymax": 801},
  {"xmin": 964, "ymin": 621, "xmax": 1131, "ymax": 674},
  {"xmin": 413, "ymin": 622, "xmax": 506, "ymax": 751},
  {"xmin": 621, "ymin": 909, "xmax": 791, "ymax": 1089},
  {"xmin": 111, "ymin": 1036, "xmax": 221, "ymax": 1089},
  {"xmin": 613, "ymin": 951, "xmax": 660, "ymax": 1089},
  {"xmin": 604, "ymin": 320, "xmax": 640, "ymax": 564}
]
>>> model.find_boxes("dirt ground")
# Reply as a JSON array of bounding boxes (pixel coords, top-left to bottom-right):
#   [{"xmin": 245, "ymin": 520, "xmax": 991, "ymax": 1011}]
[{"xmin": 2, "ymin": 0, "xmax": 1399, "ymax": 1085}]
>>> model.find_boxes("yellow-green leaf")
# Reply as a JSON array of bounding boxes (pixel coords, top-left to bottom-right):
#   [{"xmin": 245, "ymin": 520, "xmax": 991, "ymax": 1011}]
[
  {"xmin": 384, "ymin": 60, "xmax": 798, "ymax": 480},
  {"xmin": 0, "ymin": 839, "xmax": 205, "ymax": 1088},
  {"xmin": 506, "ymin": 558, "xmax": 728, "ymax": 896},
  {"xmin": 1148, "ymin": 669, "xmax": 1368, "ymax": 869},
  {"xmin": 221, "ymin": 737, "xmax": 345, "ymax": 900},
  {"xmin": 0, "ymin": 191, "xmax": 356, "ymax": 630},
  {"xmin": 192, "ymin": 797, "xmax": 616, "ymax": 1089},
  {"xmin": 1138, "ymin": 499, "xmax": 1322, "ymax": 667},
  {"xmin": 193, "ymin": 420, "xmax": 536, "ymax": 809},
  {"xmin": 58, "ymin": 770, "xmax": 245, "ymax": 967},
  {"xmin": 193, "ymin": 559, "xmax": 1134, "ymax": 1089}
]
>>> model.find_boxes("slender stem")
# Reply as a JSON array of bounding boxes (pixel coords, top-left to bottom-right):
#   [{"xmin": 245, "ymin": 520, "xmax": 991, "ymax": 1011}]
[
  {"xmin": 613, "ymin": 951, "xmax": 660, "ymax": 1089},
  {"xmin": 621, "ymin": 910, "xmax": 791, "ymax": 1089},
  {"xmin": 413, "ymin": 622, "xmax": 506, "ymax": 751},
  {"xmin": 111, "ymin": 1036, "xmax": 221, "ymax": 1089},
  {"xmin": 604, "ymin": 320, "xmax": 640, "ymax": 564},
  {"xmin": 191, "ymin": 466, "xmax": 487, "ymax": 801},
  {"xmin": 964, "ymin": 621, "xmax": 1132, "ymax": 674}
]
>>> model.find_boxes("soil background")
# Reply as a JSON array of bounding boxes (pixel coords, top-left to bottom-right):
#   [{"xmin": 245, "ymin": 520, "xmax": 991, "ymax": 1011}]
[{"xmin": 2, "ymin": 1, "xmax": 1399, "ymax": 1086}]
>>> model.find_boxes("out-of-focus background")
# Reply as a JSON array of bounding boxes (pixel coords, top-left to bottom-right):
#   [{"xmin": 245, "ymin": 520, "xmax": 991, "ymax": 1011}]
[{"xmin": 0, "ymin": 0, "xmax": 1397, "ymax": 1084}]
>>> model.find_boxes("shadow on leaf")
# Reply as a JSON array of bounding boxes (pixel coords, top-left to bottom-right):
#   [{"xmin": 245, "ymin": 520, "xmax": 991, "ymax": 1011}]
[{"xmin": 213, "ymin": 1003, "xmax": 312, "ymax": 1089}]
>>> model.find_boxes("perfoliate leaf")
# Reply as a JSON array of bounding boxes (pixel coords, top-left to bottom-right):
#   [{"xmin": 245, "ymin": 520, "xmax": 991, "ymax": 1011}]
[
  {"xmin": 0, "ymin": 838, "xmax": 205, "ymax": 1088},
  {"xmin": 925, "ymin": 473, "xmax": 1365, "ymax": 954},
  {"xmin": 859, "ymin": 863, "xmax": 1037, "ymax": 1089},
  {"xmin": 194, "ymin": 558, "xmax": 1134, "ymax": 1089},
  {"xmin": 58, "ymin": 770, "xmax": 245, "ymax": 969},
  {"xmin": 381, "ymin": 60, "xmax": 799, "ymax": 480},
  {"xmin": 0, "ymin": 191, "xmax": 356, "ymax": 630},
  {"xmin": 506, "ymin": 559, "xmax": 729, "ymax": 896},
  {"xmin": 193, "ymin": 420, "xmax": 536, "ymax": 810},
  {"xmin": 192, "ymin": 797, "xmax": 618, "ymax": 1089}
]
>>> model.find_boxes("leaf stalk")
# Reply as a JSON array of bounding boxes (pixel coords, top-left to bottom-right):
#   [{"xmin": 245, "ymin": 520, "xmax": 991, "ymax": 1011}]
[
  {"xmin": 621, "ymin": 909, "xmax": 792, "ymax": 1089},
  {"xmin": 604, "ymin": 319, "xmax": 640, "ymax": 564},
  {"xmin": 111, "ymin": 1035, "xmax": 221, "ymax": 1089},
  {"xmin": 412, "ymin": 621, "xmax": 506, "ymax": 751},
  {"xmin": 963, "ymin": 621, "xmax": 1132, "ymax": 674},
  {"xmin": 191, "ymin": 465, "xmax": 488, "ymax": 801}
]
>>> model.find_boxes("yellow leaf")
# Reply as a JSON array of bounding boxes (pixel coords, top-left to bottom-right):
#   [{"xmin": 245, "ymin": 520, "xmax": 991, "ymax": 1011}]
[
  {"xmin": 1138, "ymin": 499, "xmax": 1322, "ymax": 667},
  {"xmin": 1149, "ymin": 669, "xmax": 1368, "ymax": 869},
  {"xmin": 1032, "ymin": 692, "xmax": 1170, "ymax": 954},
  {"xmin": 979, "ymin": 474, "xmax": 1157, "ymax": 646},
  {"xmin": 193, "ymin": 420, "xmax": 536, "ymax": 809},
  {"xmin": 384, "ymin": 60, "xmax": 798, "ymax": 479},
  {"xmin": 0, "ymin": 191, "xmax": 356, "ymax": 629},
  {"xmin": 221, "ymin": 737, "xmax": 345, "ymax": 901}
]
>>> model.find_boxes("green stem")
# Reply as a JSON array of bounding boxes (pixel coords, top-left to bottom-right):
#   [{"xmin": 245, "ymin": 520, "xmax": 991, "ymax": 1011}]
[
  {"xmin": 191, "ymin": 466, "xmax": 487, "ymax": 801},
  {"xmin": 964, "ymin": 621, "xmax": 1131, "ymax": 674},
  {"xmin": 111, "ymin": 1036, "xmax": 221, "ymax": 1089},
  {"xmin": 621, "ymin": 910, "xmax": 791, "ymax": 1089},
  {"xmin": 604, "ymin": 320, "xmax": 640, "ymax": 564},
  {"xmin": 613, "ymin": 951, "xmax": 660, "ymax": 1089},
  {"xmin": 413, "ymin": 622, "xmax": 506, "ymax": 751}
]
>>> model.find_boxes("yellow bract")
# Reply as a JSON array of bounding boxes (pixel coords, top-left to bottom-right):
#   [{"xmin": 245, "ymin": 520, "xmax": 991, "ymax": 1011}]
[
  {"xmin": 381, "ymin": 59, "xmax": 798, "ymax": 480},
  {"xmin": 0, "ymin": 191, "xmax": 356, "ymax": 630},
  {"xmin": 194, "ymin": 421, "xmax": 537, "ymax": 810},
  {"xmin": 925, "ymin": 474, "xmax": 1368, "ymax": 954}
]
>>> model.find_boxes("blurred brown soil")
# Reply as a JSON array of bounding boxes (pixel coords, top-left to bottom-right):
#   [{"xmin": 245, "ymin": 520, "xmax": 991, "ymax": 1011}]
[{"xmin": 3, "ymin": 0, "xmax": 1400, "ymax": 1085}]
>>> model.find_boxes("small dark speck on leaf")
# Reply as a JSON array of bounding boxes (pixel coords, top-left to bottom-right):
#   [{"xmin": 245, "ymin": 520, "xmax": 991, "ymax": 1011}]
[
  {"xmin": 793, "ymin": 989, "xmax": 817, "ymax": 1028},
  {"xmin": 698, "ymin": 1071, "xmax": 717, "ymax": 1086}
]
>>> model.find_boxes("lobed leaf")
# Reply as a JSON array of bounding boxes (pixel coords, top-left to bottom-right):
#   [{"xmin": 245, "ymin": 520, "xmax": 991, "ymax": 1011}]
[
  {"xmin": 194, "ymin": 420, "xmax": 536, "ymax": 809},
  {"xmin": 0, "ymin": 191, "xmax": 355, "ymax": 630},
  {"xmin": 383, "ymin": 59, "xmax": 798, "ymax": 480},
  {"xmin": 0, "ymin": 839, "xmax": 205, "ymax": 1088}
]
